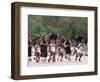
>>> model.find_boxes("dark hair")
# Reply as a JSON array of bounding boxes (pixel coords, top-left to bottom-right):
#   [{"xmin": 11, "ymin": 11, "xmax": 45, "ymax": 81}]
[
  {"xmin": 42, "ymin": 39, "xmax": 46, "ymax": 44},
  {"xmin": 65, "ymin": 40, "xmax": 70, "ymax": 45}
]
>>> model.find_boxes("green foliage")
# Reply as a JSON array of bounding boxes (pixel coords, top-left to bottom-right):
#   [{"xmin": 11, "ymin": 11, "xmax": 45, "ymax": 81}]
[{"xmin": 28, "ymin": 15, "xmax": 87, "ymax": 41}]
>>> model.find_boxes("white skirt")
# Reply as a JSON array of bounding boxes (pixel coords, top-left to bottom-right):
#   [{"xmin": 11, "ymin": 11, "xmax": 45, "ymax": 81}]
[{"xmin": 51, "ymin": 47, "xmax": 56, "ymax": 52}]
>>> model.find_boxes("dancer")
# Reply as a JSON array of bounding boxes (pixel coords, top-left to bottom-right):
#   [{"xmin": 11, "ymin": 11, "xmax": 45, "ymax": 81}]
[
  {"xmin": 48, "ymin": 40, "xmax": 57, "ymax": 63},
  {"xmin": 63, "ymin": 39, "xmax": 71, "ymax": 62},
  {"xmin": 28, "ymin": 37, "xmax": 33, "ymax": 61},
  {"xmin": 40, "ymin": 39, "xmax": 48, "ymax": 63}
]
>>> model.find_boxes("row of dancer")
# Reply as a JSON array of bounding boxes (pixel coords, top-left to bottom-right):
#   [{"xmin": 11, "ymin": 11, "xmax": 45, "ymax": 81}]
[{"xmin": 28, "ymin": 34, "xmax": 86, "ymax": 63}]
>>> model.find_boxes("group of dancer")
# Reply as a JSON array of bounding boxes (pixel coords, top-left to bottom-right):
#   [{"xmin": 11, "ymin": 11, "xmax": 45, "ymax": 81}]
[{"xmin": 28, "ymin": 33, "xmax": 87, "ymax": 63}]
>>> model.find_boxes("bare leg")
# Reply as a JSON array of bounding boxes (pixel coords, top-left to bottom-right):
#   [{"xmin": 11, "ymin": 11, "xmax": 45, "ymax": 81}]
[
  {"xmin": 48, "ymin": 54, "xmax": 52, "ymax": 62},
  {"xmin": 79, "ymin": 54, "xmax": 82, "ymax": 61},
  {"xmin": 75, "ymin": 54, "xmax": 78, "ymax": 61},
  {"xmin": 60, "ymin": 55, "xmax": 63, "ymax": 61},
  {"xmin": 29, "ymin": 57, "xmax": 32, "ymax": 61},
  {"xmin": 68, "ymin": 54, "xmax": 71, "ymax": 62},
  {"xmin": 35, "ymin": 52, "xmax": 40, "ymax": 63},
  {"xmin": 52, "ymin": 55, "xmax": 56, "ymax": 62},
  {"xmin": 65, "ymin": 55, "xmax": 68, "ymax": 60}
]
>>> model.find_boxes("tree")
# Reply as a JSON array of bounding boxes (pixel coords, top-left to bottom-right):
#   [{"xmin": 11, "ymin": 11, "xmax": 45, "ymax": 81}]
[{"xmin": 28, "ymin": 15, "xmax": 87, "ymax": 42}]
